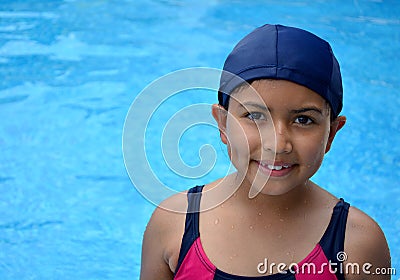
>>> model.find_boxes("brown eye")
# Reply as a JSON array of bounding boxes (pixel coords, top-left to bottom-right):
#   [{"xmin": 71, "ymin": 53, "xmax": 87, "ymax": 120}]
[{"xmin": 295, "ymin": 116, "xmax": 313, "ymax": 125}]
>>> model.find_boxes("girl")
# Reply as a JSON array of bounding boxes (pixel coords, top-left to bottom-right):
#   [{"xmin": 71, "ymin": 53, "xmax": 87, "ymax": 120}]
[{"xmin": 140, "ymin": 24, "xmax": 391, "ymax": 279}]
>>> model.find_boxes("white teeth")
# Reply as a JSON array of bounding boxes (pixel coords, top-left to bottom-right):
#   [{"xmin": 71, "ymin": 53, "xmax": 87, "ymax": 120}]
[{"xmin": 266, "ymin": 164, "xmax": 285, "ymax": 170}]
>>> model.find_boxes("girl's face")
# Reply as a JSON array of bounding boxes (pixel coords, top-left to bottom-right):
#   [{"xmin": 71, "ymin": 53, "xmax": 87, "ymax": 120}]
[{"xmin": 212, "ymin": 79, "xmax": 345, "ymax": 196}]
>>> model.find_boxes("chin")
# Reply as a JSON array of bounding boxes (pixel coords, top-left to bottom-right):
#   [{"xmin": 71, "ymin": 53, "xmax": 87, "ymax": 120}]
[
  {"xmin": 245, "ymin": 169, "xmax": 296, "ymax": 197},
  {"xmin": 247, "ymin": 177, "xmax": 296, "ymax": 197}
]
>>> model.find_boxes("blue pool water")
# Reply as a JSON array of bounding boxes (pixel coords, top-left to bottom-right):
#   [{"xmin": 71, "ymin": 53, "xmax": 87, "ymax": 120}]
[{"xmin": 0, "ymin": 1, "xmax": 399, "ymax": 279}]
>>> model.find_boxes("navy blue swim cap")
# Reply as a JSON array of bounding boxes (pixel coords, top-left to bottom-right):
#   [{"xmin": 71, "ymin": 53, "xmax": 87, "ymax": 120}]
[{"xmin": 219, "ymin": 24, "xmax": 343, "ymax": 118}]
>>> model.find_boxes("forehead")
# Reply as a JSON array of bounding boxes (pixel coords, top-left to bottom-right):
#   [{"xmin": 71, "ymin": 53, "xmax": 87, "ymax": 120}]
[{"xmin": 229, "ymin": 79, "xmax": 328, "ymax": 108}]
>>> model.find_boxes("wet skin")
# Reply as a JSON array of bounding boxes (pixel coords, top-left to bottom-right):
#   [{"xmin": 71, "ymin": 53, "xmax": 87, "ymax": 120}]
[{"xmin": 140, "ymin": 80, "xmax": 390, "ymax": 280}]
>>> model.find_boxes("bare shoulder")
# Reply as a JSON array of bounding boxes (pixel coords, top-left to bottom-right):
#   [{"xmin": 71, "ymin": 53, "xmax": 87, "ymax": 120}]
[
  {"xmin": 149, "ymin": 191, "xmax": 189, "ymax": 230},
  {"xmin": 140, "ymin": 191, "xmax": 188, "ymax": 280},
  {"xmin": 344, "ymin": 206, "xmax": 391, "ymax": 280}
]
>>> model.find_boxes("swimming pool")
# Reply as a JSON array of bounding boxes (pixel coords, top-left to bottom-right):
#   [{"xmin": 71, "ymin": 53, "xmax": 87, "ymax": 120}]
[{"xmin": 0, "ymin": 0, "xmax": 399, "ymax": 279}]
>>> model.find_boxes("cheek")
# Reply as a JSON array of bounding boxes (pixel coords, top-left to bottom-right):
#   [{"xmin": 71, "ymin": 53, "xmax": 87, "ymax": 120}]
[
  {"xmin": 230, "ymin": 126, "xmax": 261, "ymax": 150},
  {"xmin": 300, "ymin": 133, "xmax": 329, "ymax": 166},
  {"xmin": 225, "ymin": 122, "xmax": 261, "ymax": 163},
  {"xmin": 225, "ymin": 120, "xmax": 244, "ymax": 159}
]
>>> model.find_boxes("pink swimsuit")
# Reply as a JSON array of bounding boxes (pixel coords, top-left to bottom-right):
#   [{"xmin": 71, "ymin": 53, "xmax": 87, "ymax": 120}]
[{"xmin": 174, "ymin": 185, "xmax": 349, "ymax": 280}]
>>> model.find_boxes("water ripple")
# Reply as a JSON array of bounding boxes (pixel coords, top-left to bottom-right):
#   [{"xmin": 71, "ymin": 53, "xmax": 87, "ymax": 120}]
[
  {"xmin": 0, "ymin": 177, "xmax": 14, "ymax": 183},
  {"xmin": 61, "ymin": 104, "xmax": 120, "ymax": 119},
  {"xmin": 75, "ymin": 175, "xmax": 127, "ymax": 182},
  {"xmin": 0, "ymin": 95, "xmax": 29, "ymax": 105},
  {"xmin": 0, "ymin": 220, "xmax": 63, "ymax": 231}
]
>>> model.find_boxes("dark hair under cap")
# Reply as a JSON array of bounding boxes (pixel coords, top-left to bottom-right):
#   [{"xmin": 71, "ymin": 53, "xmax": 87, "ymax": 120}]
[{"xmin": 218, "ymin": 24, "xmax": 343, "ymax": 118}]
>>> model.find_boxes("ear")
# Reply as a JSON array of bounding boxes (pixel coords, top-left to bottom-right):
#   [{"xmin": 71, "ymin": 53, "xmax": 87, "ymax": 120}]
[
  {"xmin": 325, "ymin": 115, "xmax": 346, "ymax": 153},
  {"xmin": 212, "ymin": 104, "xmax": 228, "ymax": 145}
]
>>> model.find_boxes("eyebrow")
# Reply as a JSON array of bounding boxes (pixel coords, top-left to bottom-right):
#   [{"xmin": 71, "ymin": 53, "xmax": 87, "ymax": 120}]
[
  {"xmin": 240, "ymin": 102, "xmax": 269, "ymax": 111},
  {"xmin": 239, "ymin": 102, "xmax": 324, "ymax": 115},
  {"xmin": 291, "ymin": 107, "xmax": 323, "ymax": 115}
]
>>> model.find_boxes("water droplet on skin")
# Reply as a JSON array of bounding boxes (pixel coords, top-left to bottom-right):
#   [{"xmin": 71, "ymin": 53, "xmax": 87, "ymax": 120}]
[
  {"xmin": 258, "ymin": 212, "xmax": 262, "ymax": 216},
  {"xmin": 214, "ymin": 218, "xmax": 220, "ymax": 225},
  {"xmin": 264, "ymin": 223, "xmax": 272, "ymax": 229},
  {"xmin": 280, "ymin": 218, "xmax": 284, "ymax": 222},
  {"xmin": 231, "ymin": 224, "xmax": 235, "ymax": 229},
  {"xmin": 249, "ymin": 225, "xmax": 254, "ymax": 230}
]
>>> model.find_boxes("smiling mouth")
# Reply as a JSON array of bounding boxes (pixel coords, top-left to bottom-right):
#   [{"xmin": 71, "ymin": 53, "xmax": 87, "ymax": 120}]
[
  {"xmin": 258, "ymin": 162, "xmax": 292, "ymax": 170},
  {"xmin": 257, "ymin": 161, "xmax": 294, "ymax": 176}
]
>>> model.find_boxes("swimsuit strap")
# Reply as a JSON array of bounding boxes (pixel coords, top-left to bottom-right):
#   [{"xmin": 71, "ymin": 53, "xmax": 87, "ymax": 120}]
[
  {"xmin": 175, "ymin": 185, "xmax": 204, "ymax": 275},
  {"xmin": 319, "ymin": 198, "xmax": 350, "ymax": 280},
  {"xmin": 175, "ymin": 188, "xmax": 350, "ymax": 280}
]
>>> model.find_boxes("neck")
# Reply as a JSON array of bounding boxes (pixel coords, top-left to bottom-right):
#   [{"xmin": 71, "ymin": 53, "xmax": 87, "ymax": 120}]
[{"xmin": 229, "ymin": 174, "xmax": 314, "ymax": 216}]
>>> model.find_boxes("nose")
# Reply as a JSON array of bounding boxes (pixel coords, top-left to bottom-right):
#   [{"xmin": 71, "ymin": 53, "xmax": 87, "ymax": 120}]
[{"xmin": 262, "ymin": 122, "xmax": 292, "ymax": 154}]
